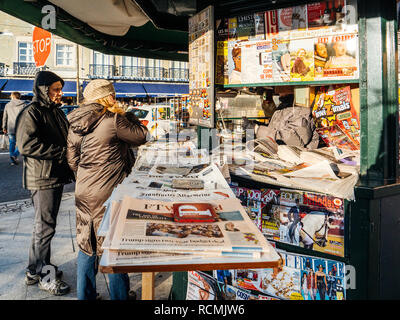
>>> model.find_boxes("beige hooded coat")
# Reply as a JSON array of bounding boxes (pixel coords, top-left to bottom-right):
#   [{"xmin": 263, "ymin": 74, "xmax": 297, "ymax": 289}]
[{"xmin": 66, "ymin": 103, "xmax": 148, "ymax": 255}]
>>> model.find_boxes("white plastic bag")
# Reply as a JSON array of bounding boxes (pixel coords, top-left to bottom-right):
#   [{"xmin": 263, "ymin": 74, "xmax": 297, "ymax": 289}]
[{"xmin": 0, "ymin": 134, "xmax": 9, "ymax": 150}]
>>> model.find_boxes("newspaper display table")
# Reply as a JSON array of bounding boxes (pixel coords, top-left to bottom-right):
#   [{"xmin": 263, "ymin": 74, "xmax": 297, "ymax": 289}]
[{"xmin": 98, "ymin": 139, "xmax": 282, "ymax": 300}]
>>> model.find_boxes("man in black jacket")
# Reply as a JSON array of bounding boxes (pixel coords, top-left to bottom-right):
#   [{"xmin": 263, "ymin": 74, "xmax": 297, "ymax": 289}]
[{"xmin": 16, "ymin": 71, "xmax": 74, "ymax": 296}]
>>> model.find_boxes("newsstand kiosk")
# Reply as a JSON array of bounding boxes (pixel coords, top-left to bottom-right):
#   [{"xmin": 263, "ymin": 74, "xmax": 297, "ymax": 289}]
[{"xmin": 170, "ymin": 0, "xmax": 400, "ymax": 300}]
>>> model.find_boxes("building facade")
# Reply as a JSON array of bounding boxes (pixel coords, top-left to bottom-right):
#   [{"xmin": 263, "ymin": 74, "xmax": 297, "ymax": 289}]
[{"xmin": 0, "ymin": 11, "xmax": 189, "ymax": 101}]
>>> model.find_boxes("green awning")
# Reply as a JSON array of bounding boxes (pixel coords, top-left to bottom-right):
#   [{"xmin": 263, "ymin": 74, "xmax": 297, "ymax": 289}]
[{"xmin": 0, "ymin": 0, "xmax": 189, "ymax": 61}]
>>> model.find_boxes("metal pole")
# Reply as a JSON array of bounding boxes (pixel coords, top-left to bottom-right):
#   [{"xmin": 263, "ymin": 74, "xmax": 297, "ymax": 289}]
[{"xmin": 76, "ymin": 44, "xmax": 80, "ymax": 105}]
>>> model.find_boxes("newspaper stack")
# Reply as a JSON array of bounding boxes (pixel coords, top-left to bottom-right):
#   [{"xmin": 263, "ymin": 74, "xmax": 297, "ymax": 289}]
[
  {"xmin": 99, "ymin": 140, "xmax": 280, "ymax": 267},
  {"xmin": 212, "ymin": 138, "xmax": 359, "ymax": 200}
]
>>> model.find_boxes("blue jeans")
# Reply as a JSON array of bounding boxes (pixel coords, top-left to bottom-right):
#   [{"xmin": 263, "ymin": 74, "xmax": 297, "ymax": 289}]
[
  {"xmin": 8, "ymin": 134, "xmax": 19, "ymax": 160},
  {"xmin": 77, "ymin": 250, "xmax": 130, "ymax": 300}
]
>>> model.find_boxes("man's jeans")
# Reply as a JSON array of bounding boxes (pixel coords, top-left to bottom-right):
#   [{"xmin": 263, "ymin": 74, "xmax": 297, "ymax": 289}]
[
  {"xmin": 28, "ymin": 186, "xmax": 63, "ymax": 276},
  {"xmin": 77, "ymin": 250, "xmax": 130, "ymax": 300},
  {"xmin": 8, "ymin": 134, "xmax": 19, "ymax": 160}
]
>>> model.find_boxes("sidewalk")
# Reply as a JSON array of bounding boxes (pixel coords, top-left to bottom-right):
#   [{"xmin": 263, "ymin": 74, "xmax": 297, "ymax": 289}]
[{"xmin": 0, "ymin": 192, "xmax": 172, "ymax": 300}]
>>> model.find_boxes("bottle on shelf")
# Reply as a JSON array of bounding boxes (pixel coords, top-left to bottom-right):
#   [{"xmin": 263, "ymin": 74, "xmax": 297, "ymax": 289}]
[
  {"xmin": 336, "ymin": 0, "xmax": 344, "ymax": 23},
  {"xmin": 323, "ymin": 1, "xmax": 332, "ymax": 25}
]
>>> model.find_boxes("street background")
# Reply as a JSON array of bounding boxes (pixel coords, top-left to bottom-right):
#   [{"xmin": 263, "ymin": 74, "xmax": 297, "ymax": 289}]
[{"xmin": 0, "ymin": 152, "xmax": 75, "ymax": 202}]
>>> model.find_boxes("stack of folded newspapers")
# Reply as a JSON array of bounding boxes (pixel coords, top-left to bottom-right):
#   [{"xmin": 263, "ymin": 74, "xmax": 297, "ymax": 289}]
[
  {"xmin": 212, "ymin": 138, "xmax": 360, "ymax": 200},
  {"xmin": 99, "ymin": 140, "xmax": 280, "ymax": 267}
]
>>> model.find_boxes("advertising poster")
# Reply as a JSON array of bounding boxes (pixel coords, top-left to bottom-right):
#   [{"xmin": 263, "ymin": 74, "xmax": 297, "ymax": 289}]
[
  {"xmin": 312, "ymin": 85, "xmax": 360, "ymax": 150},
  {"xmin": 314, "ymin": 33, "xmax": 358, "ymax": 79},
  {"xmin": 188, "ymin": 6, "xmax": 214, "ymax": 128},
  {"xmin": 289, "ymin": 38, "xmax": 314, "ymax": 81},
  {"xmin": 278, "ymin": 189, "xmax": 345, "ymax": 257}
]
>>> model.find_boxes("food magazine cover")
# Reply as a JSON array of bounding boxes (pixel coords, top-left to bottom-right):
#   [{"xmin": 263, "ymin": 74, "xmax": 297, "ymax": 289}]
[
  {"xmin": 314, "ymin": 33, "xmax": 358, "ymax": 79},
  {"xmin": 289, "ymin": 38, "xmax": 314, "ymax": 81}
]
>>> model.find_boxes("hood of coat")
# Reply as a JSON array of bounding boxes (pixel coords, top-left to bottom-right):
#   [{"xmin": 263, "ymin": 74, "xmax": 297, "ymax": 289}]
[
  {"xmin": 7, "ymin": 99, "xmax": 26, "ymax": 109},
  {"xmin": 32, "ymin": 71, "xmax": 64, "ymax": 108},
  {"xmin": 67, "ymin": 103, "xmax": 105, "ymax": 135}
]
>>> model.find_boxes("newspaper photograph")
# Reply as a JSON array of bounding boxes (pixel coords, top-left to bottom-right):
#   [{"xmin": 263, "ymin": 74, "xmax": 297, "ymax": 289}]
[{"xmin": 109, "ymin": 197, "xmax": 274, "ymax": 254}]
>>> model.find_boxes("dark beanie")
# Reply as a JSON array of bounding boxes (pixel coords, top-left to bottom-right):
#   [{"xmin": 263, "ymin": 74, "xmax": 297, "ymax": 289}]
[{"xmin": 34, "ymin": 71, "xmax": 64, "ymax": 88}]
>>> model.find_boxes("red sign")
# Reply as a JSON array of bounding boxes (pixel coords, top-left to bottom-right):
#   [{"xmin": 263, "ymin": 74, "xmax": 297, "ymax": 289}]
[{"xmin": 32, "ymin": 27, "xmax": 52, "ymax": 67}]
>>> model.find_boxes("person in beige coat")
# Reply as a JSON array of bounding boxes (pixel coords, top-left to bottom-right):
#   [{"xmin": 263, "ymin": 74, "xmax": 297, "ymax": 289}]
[{"xmin": 66, "ymin": 79, "xmax": 148, "ymax": 300}]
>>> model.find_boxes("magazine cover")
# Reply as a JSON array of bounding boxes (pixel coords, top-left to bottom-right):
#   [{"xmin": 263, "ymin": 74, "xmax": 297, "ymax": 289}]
[
  {"xmin": 278, "ymin": 5, "xmax": 307, "ymax": 32},
  {"xmin": 300, "ymin": 255, "xmax": 346, "ymax": 300},
  {"xmin": 235, "ymin": 267, "xmax": 302, "ymax": 300},
  {"xmin": 253, "ymin": 12, "xmax": 266, "ymax": 40},
  {"xmin": 227, "ymin": 40, "xmax": 243, "ymax": 84},
  {"xmin": 307, "ymin": 1, "xmax": 333, "ymax": 28},
  {"xmin": 227, "ymin": 39, "xmax": 273, "ymax": 84},
  {"xmin": 265, "ymin": 9, "xmax": 279, "ymax": 37},
  {"xmin": 237, "ymin": 14, "xmax": 256, "ymax": 41},
  {"xmin": 217, "ymin": 249, "xmax": 346, "ymax": 300},
  {"xmin": 289, "ymin": 38, "xmax": 314, "ymax": 81},
  {"xmin": 215, "ymin": 18, "xmax": 229, "ymax": 85},
  {"xmin": 312, "ymin": 85, "xmax": 360, "ymax": 150},
  {"xmin": 278, "ymin": 189, "xmax": 345, "ymax": 257},
  {"xmin": 271, "ymin": 37, "xmax": 291, "ymax": 82},
  {"xmin": 187, "ymin": 271, "xmax": 220, "ymax": 300},
  {"xmin": 228, "ymin": 16, "xmax": 238, "ymax": 40},
  {"xmin": 314, "ymin": 33, "xmax": 358, "ymax": 79},
  {"xmin": 260, "ymin": 189, "xmax": 281, "ymax": 240}
]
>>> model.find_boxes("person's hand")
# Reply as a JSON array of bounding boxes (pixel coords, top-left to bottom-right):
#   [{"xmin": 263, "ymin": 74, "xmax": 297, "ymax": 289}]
[{"xmin": 3, "ymin": 129, "xmax": 7, "ymax": 134}]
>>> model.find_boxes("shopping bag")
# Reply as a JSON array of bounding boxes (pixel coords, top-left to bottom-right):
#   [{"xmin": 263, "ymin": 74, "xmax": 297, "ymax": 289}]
[{"xmin": 0, "ymin": 134, "xmax": 9, "ymax": 150}]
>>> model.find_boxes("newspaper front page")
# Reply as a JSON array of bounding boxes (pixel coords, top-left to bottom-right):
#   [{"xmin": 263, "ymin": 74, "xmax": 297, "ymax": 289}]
[{"xmin": 108, "ymin": 197, "xmax": 274, "ymax": 254}]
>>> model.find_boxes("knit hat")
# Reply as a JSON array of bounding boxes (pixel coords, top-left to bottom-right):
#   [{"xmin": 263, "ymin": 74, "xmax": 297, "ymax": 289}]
[{"xmin": 83, "ymin": 79, "xmax": 115, "ymax": 102}]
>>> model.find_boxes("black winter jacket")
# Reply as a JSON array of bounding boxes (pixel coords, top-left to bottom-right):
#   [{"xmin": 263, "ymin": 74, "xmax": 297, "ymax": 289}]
[{"xmin": 15, "ymin": 71, "xmax": 74, "ymax": 190}]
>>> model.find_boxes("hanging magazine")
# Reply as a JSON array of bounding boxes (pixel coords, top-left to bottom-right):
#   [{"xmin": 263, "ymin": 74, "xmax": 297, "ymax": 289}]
[{"xmin": 312, "ymin": 85, "xmax": 360, "ymax": 150}]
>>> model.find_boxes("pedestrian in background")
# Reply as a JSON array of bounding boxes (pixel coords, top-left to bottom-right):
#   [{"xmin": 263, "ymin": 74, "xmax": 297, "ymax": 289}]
[
  {"xmin": 2, "ymin": 91, "xmax": 25, "ymax": 165},
  {"xmin": 66, "ymin": 79, "xmax": 148, "ymax": 300},
  {"xmin": 15, "ymin": 71, "xmax": 74, "ymax": 296}
]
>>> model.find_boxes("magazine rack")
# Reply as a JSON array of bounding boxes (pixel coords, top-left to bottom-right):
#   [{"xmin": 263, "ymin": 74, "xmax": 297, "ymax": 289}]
[{"xmin": 182, "ymin": 0, "xmax": 400, "ymax": 300}]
